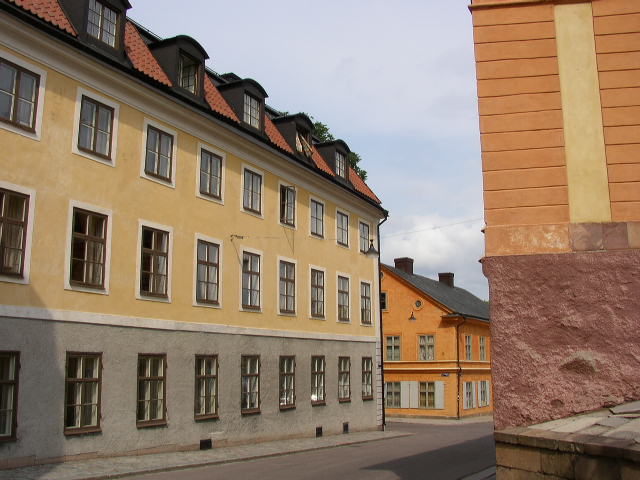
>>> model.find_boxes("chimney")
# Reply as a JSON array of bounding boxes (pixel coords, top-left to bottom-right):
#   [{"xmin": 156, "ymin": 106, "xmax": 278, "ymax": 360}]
[
  {"xmin": 438, "ymin": 272, "xmax": 454, "ymax": 288},
  {"xmin": 394, "ymin": 257, "xmax": 414, "ymax": 275}
]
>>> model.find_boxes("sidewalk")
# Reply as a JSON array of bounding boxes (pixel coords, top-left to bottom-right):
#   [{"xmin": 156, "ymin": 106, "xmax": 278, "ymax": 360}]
[
  {"xmin": 0, "ymin": 429, "xmax": 410, "ymax": 480},
  {"xmin": 388, "ymin": 414, "xmax": 494, "ymax": 426}
]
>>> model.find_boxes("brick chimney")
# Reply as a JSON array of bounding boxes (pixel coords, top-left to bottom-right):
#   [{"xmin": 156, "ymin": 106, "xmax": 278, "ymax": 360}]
[
  {"xmin": 394, "ymin": 257, "xmax": 414, "ymax": 275},
  {"xmin": 438, "ymin": 272, "xmax": 454, "ymax": 288}
]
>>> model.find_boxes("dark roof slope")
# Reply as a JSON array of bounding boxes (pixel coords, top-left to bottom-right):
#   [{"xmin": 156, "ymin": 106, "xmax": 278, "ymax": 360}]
[{"xmin": 383, "ymin": 264, "xmax": 489, "ymax": 320}]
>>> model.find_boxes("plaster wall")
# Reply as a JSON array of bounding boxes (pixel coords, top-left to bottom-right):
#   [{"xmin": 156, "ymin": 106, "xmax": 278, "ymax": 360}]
[
  {"xmin": 0, "ymin": 316, "xmax": 378, "ymax": 464},
  {"xmin": 483, "ymin": 250, "xmax": 640, "ymax": 430}
]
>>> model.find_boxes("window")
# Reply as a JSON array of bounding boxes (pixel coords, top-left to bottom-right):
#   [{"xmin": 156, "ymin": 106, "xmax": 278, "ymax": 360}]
[
  {"xmin": 279, "ymin": 185, "xmax": 295, "ymax": 226},
  {"xmin": 465, "ymin": 335, "xmax": 472, "ymax": 360},
  {"xmin": 338, "ymin": 275, "xmax": 350, "ymax": 322},
  {"xmin": 386, "ymin": 336, "xmax": 401, "ymax": 361},
  {"xmin": 196, "ymin": 240, "xmax": 219, "ymax": 304},
  {"xmin": 199, "ymin": 149, "xmax": 222, "ymax": 199},
  {"xmin": 64, "ymin": 353, "xmax": 101, "ymax": 433},
  {"xmin": 279, "ymin": 260, "xmax": 295, "ymax": 314},
  {"xmin": 0, "ymin": 188, "xmax": 29, "ymax": 277},
  {"xmin": 241, "ymin": 355, "xmax": 260, "ymax": 413},
  {"xmin": 179, "ymin": 53, "xmax": 198, "ymax": 94},
  {"xmin": 310, "ymin": 269, "xmax": 324, "ymax": 318},
  {"xmin": 78, "ymin": 96, "xmax": 113, "ymax": 159},
  {"xmin": 419, "ymin": 382, "xmax": 436, "ymax": 409},
  {"xmin": 479, "ymin": 380, "xmax": 490, "ymax": 407},
  {"xmin": 242, "ymin": 252, "xmax": 260, "ymax": 309},
  {"xmin": 418, "ymin": 335, "xmax": 435, "ymax": 361},
  {"xmin": 243, "ymin": 93, "xmax": 261, "ymax": 129},
  {"xmin": 311, "ymin": 356, "xmax": 325, "ymax": 405},
  {"xmin": 87, "ymin": 0, "xmax": 117, "ymax": 47},
  {"xmin": 362, "ymin": 357, "xmax": 373, "ymax": 400},
  {"xmin": 144, "ymin": 126, "xmax": 173, "ymax": 182},
  {"xmin": 140, "ymin": 227, "xmax": 169, "ymax": 298},
  {"xmin": 464, "ymin": 381, "xmax": 474, "ymax": 409},
  {"xmin": 137, "ymin": 355, "xmax": 166, "ymax": 426},
  {"xmin": 0, "ymin": 57, "xmax": 39, "ymax": 131},
  {"xmin": 70, "ymin": 208, "xmax": 106, "ymax": 289},
  {"xmin": 279, "ymin": 356, "xmax": 295, "ymax": 409},
  {"xmin": 0, "ymin": 352, "xmax": 19, "ymax": 440},
  {"xmin": 338, "ymin": 357, "xmax": 350, "ymax": 402},
  {"xmin": 385, "ymin": 382, "xmax": 400, "ymax": 408},
  {"xmin": 195, "ymin": 355, "xmax": 218, "ymax": 419},
  {"xmin": 336, "ymin": 211, "xmax": 349, "ymax": 246},
  {"xmin": 480, "ymin": 337, "xmax": 487, "ymax": 361},
  {"xmin": 360, "ymin": 282, "xmax": 371, "ymax": 325},
  {"xmin": 310, "ymin": 199, "xmax": 324, "ymax": 237},
  {"xmin": 242, "ymin": 169, "xmax": 262, "ymax": 214},
  {"xmin": 335, "ymin": 151, "xmax": 347, "ymax": 178},
  {"xmin": 380, "ymin": 292, "xmax": 388, "ymax": 311},
  {"xmin": 359, "ymin": 222, "xmax": 370, "ymax": 253},
  {"xmin": 295, "ymin": 130, "xmax": 312, "ymax": 157}
]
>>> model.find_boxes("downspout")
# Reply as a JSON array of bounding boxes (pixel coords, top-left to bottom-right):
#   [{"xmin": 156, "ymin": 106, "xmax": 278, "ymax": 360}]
[
  {"xmin": 376, "ymin": 214, "xmax": 388, "ymax": 429},
  {"xmin": 456, "ymin": 316, "xmax": 467, "ymax": 420}
]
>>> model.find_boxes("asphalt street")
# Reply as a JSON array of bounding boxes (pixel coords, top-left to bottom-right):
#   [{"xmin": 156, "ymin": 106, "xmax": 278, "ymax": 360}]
[{"xmin": 126, "ymin": 420, "xmax": 496, "ymax": 480}]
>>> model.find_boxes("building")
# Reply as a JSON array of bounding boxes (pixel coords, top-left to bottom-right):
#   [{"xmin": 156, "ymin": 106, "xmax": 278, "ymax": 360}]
[
  {"xmin": 469, "ymin": 0, "xmax": 640, "ymax": 477},
  {"xmin": 0, "ymin": 0, "xmax": 387, "ymax": 467},
  {"xmin": 381, "ymin": 258, "xmax": 491, "ymax": 419}
]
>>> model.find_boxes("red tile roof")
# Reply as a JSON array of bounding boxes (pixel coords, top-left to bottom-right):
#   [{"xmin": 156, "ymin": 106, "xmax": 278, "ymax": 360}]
[
  {"xmin": 265, "ymin": 116, "xmax": 294, "ymax": 154},
  {"xmin": 311, "ymin": 146, "xmax": 334, "ymax": 176},
  {"xmin": 204, "ymin": 75, "xmax": 239, "ymax": 122},
  {"xmin": 8, "ymin": 0, "xmax": 76, "ymax": 35},
  {"xmin": 350, "ymin": 167, "xmax": 381, "ymax": 204},
  {"xmin": 124, "ymin": 21, "xmax": 171, "ymax": 87}
]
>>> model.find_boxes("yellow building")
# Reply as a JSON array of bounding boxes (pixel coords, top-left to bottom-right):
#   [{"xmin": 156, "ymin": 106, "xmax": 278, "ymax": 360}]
[
  {"xmin": 381, "ymin": 258, "xmax": 491, "ymax": 418},
  {"xmin": 0, "ymin": 0, "xmax": 386, "ymax": 467}
]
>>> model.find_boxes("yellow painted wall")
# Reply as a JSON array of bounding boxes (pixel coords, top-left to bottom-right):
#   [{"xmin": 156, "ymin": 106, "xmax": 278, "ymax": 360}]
[{"xmin": 0, "ymin": 44, "xmax": 381, "ymax": 337}]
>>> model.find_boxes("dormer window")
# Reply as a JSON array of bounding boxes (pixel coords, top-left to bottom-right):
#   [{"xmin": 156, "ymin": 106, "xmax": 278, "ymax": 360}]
[
  {"xmin": 179, "ymin": 53, "xmax": 198, "ymax": 94},
  {"xmin": 295, "ymin": 130, "xmax": 313, "ymax": 158},
  {"xmin": 335, "ymin": 151, "xmax": 347, "ymax": 178},
  {"xmin": 87, "ymin": 0, "xmax": 117, "ymax": 47},
  {"xmin": 244, "ymin": 93, "xmax": 261, "ymax": 129}
]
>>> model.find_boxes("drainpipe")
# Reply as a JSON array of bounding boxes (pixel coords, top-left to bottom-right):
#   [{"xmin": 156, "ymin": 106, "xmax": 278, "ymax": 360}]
[
  {"xmin": 456, "ymin": 315, "xmax": 467, "ymax": 420},
  {"xmin": 376, "ymin": 214, "xmax": 388, "ymax": 429}
]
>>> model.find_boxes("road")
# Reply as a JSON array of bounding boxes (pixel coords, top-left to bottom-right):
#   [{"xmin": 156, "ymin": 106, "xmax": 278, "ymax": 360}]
[{"xmin": 126, "ymin": 420, "xmax": 496, "ymax": 480}]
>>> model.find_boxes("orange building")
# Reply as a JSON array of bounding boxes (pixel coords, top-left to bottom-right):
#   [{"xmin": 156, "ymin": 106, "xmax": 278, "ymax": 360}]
[{"xmin": 381, "ymin": 258, "xmax": 491, "ymax": 419}]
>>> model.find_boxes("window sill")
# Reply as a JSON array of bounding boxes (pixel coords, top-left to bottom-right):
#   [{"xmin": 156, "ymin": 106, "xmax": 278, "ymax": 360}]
[
  {"xmin": 336, "ymin": 242, "xmax": 350, "ymax": 250},
  {"xmin": 137, "ymin": 293, "xmax": 171, "ymax": 304},
  {"xmin": 360, "ymin": 322, "xmax": 373, "ymax": 327},
  {"xmin": 65, "ymin": 283, "xmax": 108, "ymax": 295},
  {"xmin": 140, "ymin": 173, "xmax": 176, "ymax": 189},
  {"xmin": 311, "ymin": 401, "xmax": 326, "ymax": 407},
  {"xmin": 0, "ymin": 274, "xmax": 28, "ymax": 285},
  {"xmin": 241, "ymin": 208, "xmax": 264, "ymax": 220},
  {"xmin": 279, "ymin": 221, "xmax": 296, "ymax": 230},
  {"xmin": 195, "ymin": 414, "xmax": 219, "ymax": 422},
  {"xmin": 278, "ymin": 311, "xmax": 297, "ymax": 317},
  {"xmin": 196, "ymin": 192, "xmax": 224, "ymax": 206},
  {"xmin": 194, "ymin": 300, "xmax": 222, "ymax": 310},
  {"xmin": 309, "ymin": 233, "xmax": 324, "ymax": 240},
  {"xmin": 241, "ymin": 306, "xmax": 262, "ymax": 313},
  {"xmin": 136, "ymin": 420, "xmax": 168, "ymax": 429},
  {"xmin": 279, "ymin": 404, "xmax": 296, "ymax": 411},
  {"xmin": 338, "ymin": 398, "xmax": 351, "ymax": 404},
  {"xmin": 64, "ymin": 426, "xmax": 102, "ymax": 436},
  {"xmin": 0, "ymin": 436, "xmax": 17, "ymax": 443},
  {"xmin": 0, "ymin": 119, "xmax": 40, "ymax": 140},
  {"xmin": 337, "ymin": 319, "xmax": 351, "ymax": 324},
  {"xmin": 310, "ymin": 315, "xmax": 326, "ymax": 321},
  {"xmin": 241, "ymin": 408, "xmax": 261, "ymax": 416},
  {"xmin": 362, "ymin": 396, "xmax": 374, "ymax": 402},
  {"xmin": 73, "ymin": 147, "xmax": 114, "ymax": 168}
]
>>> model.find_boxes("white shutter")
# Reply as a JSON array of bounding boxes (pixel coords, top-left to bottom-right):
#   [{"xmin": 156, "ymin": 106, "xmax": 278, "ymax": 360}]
[
  {"xmin": 409, "ymin": 381, "xmax": 419, "ymax": 408},
  {"xmin": 400, "ymin": 381, "xmax": 410, "ymax": 408},
  {"xmin": 473, "ymin": 382, "xmax": 478, "ymax": 408},
  {"xmin": 462, "ymin": 382, "xmax": 468, "ymax": 410},
  {"xmin": 486, "ymin": 381, "xmax": 491, "ymax": 406},
  {"xmin": 435, "ymin": 381, "xmax": 445, "ymax": 410}
]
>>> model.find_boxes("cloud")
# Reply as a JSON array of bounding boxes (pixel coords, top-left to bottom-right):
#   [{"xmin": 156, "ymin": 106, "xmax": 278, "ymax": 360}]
[{"xmin": 381, "ymin": 214, "xmax": 488, "ymax": 300}]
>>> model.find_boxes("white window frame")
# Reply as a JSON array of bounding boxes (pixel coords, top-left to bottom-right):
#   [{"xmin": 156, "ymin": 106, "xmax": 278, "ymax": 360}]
[
  {"xmin": 386, "ymin": 335, "xmax": 401, "ymax": 361},
  {"xmin": 309, "ymin": 264, "xmax": 326, "ymax": 320},
  {"xmin": 335, "ymin": 209, "xmax": 350, "ymax": 248},
  {"xmin": 71, "ymin": 87, "xmax": 119, "ymax": 167},
  {"xmin": 479, "ymin": 380, "xmax": 490, "ymax": 407},
  {"xmin": 0, "ymin": 51, "xmax": 47, "ymax": 141},
  {"xmin": 479, "ymin": 336, "xmax": 487, "ymax": 361},
  {"xmin": 359, "ymin": 279, "xmax": 373, "ymax": 327},
  {"xmin": 309, "ymin": 196, "xmax": 325, "ymax": 238},
  {"xmin": 139, "ymin": 118, "xmax": 178, "ymax": 188},
  {"xmin": 380, "ymin": 291, "xmax": 388, "ymax": 311},
  {"xmin": 135, "ymin": 219, "xmax": 173, "ymax": 303},
  {"xmin": 0, "ymin": 181, "xmax": 36, "ymax": 285},
  {"xmin": 418, "ymin": 334, "xmax": 436, "ymax": 361},
  {"xmin": 336, "ymin": 271, "xmax": 351, "ymax": 323},
  {"xmin": 464, "ymin": 381, "xmax": 475, "ymax": 410},
  {"xmin": 239, "ymin": 246, "xmax": 263, "ymax": 312},
  {"xmin": 278, "ymin": 180, "xmax": 297, "ymax": 229},
  {"xmin": 240, "ymin": 164, "xmax": 264, "ymax": 219},
  {"xmin": 193, "ymin": 233, "xmax": 223, "ymax": 309},
  {"xmin": 64, "ymin": 200, "xmax": 113, "ymax": 295},
  {"xmin": 465, "ymin": 335, "xmax": 472, "ymax": 361},
  {"xmin": 358, "ymin": 219, "xmax": 372, "ymax": 254},
  {"xmin": 277, "ymin": 256, "xmax": 297, "ymax": 316},
  {"xmin": 195, "ymin": 142, "xmax": 225, "ymax": 205}
]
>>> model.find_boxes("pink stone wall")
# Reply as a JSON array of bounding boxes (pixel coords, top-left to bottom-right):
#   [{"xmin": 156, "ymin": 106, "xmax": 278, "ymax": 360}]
[{"xmin": 483, "ymin": 250, "xmax": 640, "ymax": 430}]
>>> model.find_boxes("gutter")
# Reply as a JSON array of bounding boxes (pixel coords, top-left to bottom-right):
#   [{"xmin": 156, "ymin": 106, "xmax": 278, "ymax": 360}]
[{"xmin": 376, "ymin": 214, "xmax": 389, "ymax": 429}]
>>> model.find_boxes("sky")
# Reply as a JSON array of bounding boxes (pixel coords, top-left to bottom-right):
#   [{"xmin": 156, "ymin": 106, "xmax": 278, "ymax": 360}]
[{"xmin": 131, "ymin": 0, "xmax": 488, "ymax": 299}]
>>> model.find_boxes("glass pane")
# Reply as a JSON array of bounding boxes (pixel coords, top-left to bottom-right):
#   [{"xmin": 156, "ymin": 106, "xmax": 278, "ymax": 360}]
[
  {"xmin": 95, "ymin": 131, "xmax": 109, "ymax": 155},
  {"xmin": 145, "ymin": 151, "xmax": 156, "ymax": 174},
  {"xmin": 80, "ymin": 99, "xmax": 96, "ymax": 126},
  {"xmin": 88, "ymin": 216, "xmax": 104, "ymax": 238},
  {"xmin": 160, "ymin": 134, "xmax": 171, "ymax": 157},
  {"xmin": 6, "ymin": 195, "xmax": 25, "ymax": 221},
  {"xmin": 0, "ymin": 91, "xmax": 12, "ymax": 120},
  {"xmin": 0, "ymin": 356, "xmax": 15, "ymax": 381},
  {"xmin": 0, "ymin": 64, "xmax": 16, "ymax": 94},
  {"xmin": 197, "ymin": 241, "xmax": 207, "ymax": 261},
  {"xmin": 97, "ymin": 107, "xmax": 111, "ymax": 132},
  {"xmin": 158, "ymin": 155, "xmax": 169, "ymax": 179},
  {"xmin": 79, "ymin": 124, "xmax": 93, "ymax": 150}
]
